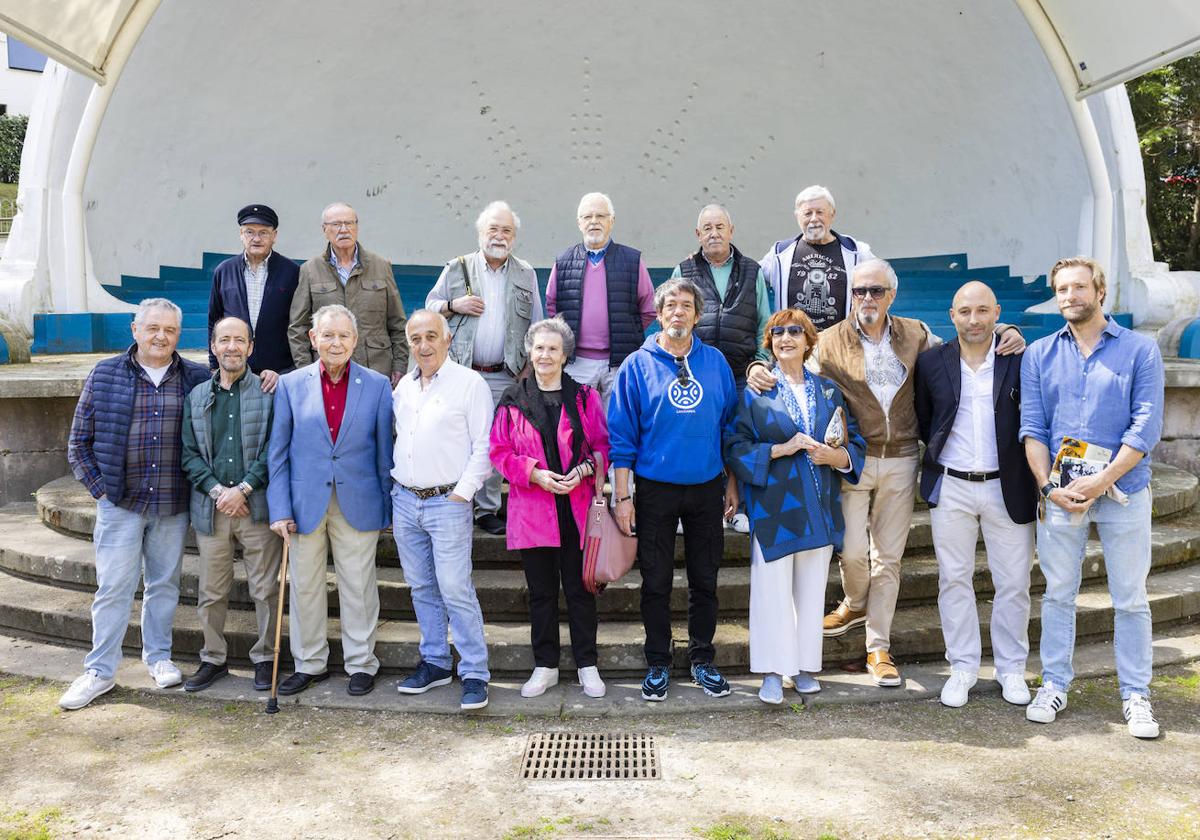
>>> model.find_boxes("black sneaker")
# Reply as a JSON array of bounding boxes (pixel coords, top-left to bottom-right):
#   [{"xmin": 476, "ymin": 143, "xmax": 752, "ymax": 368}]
[
  {"xmin": 397, "ymin": 660, "xmax": 454, "ymax": 695},
  {"xmin": 475, "ymin": 513, "xmax": 506, "ymax": 536},
  {"xmin": 184, "ymin": 662, "xmax": 228, "ymax": 692},
  {"xmin": 641, "ymin": 666, "xmax": 670, "ymax": 701},
  {"xmin": 691, "ymin": 663, "xmax": 731, "ymax": 698},
  {"xmin": 253, "ymin": 661, "xmax": 273, "ymax": 691}
]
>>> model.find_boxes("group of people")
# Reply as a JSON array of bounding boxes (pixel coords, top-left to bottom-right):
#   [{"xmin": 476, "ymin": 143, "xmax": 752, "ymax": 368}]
[{"xmin": 56, "ymin": 187, "xmax": 1166, "ymax": 739}]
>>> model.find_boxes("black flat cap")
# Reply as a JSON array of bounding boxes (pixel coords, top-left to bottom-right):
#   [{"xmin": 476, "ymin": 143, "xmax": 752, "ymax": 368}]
[{"xmin": 237, "ymin": 204, "xmax": 278, "ymax": 227}]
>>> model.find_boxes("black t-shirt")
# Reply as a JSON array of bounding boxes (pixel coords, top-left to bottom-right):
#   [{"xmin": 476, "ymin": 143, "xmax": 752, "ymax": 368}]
[{"xmin": 785, "ymin": 238, "xmax": 848, "ymax": 331}]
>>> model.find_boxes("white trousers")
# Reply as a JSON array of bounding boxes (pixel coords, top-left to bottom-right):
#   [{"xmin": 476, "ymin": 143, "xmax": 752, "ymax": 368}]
[
  {"xmin": 929, "ymin": 475, "xmax": 1034, "ymax": 675},
  {"xmin": 748, "ymin": 538, "xmax": 833, "ymax": 675}
]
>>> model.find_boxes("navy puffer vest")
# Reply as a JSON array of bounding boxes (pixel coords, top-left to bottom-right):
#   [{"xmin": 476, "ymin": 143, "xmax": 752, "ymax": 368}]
[
  {"xmin": 681, "ymin": 245, "xmax": 760, "ymax": 375},
  {"xmin": 553, "ymin": 241, "xmax": 643, "ymax": 365}
]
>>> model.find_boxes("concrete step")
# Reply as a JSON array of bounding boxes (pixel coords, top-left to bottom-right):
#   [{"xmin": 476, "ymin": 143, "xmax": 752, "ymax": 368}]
[{"xmin": 3, "ymin": 555, "xmax": 1198, "ymax": 676}]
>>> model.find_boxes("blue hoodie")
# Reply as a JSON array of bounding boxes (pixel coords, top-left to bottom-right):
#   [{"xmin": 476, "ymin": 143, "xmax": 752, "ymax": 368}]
[{"xmin": 608, "ymin": 333, "xmax": 737, "ymax": 484}]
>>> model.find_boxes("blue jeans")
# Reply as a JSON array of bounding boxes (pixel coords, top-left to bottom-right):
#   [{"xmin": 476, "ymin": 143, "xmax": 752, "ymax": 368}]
[
  {"xmin": 391, "ymin": 486, "xmax": 490, "ymax": 682},
  {"xmin": 85, "ymin": 498, "xmax": 189, "ymax": 679},
  {"xmin": 1037, "ymin": 487, "xmax": 1153, "ymax": 698}
]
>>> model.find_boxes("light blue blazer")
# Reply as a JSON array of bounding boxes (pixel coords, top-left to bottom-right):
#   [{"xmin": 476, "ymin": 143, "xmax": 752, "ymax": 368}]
[{"xmin": 267, "ymin": 361, "xmax": 394, "ymax": 534}]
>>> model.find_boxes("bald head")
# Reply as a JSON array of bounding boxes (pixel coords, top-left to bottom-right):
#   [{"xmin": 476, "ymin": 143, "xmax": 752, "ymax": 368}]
[{"xmin": 949, "ymin": 281, "xmax": 1000, "ymax": 346}]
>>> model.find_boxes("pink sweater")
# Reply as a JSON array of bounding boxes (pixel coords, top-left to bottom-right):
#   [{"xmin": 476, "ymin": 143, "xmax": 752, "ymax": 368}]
[{"xmin": 489, "ymin": 387, "xmax": 611, "ymax": 550}]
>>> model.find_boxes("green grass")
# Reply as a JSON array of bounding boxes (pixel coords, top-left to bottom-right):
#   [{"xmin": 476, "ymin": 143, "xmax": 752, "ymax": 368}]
[
  {"xmin": 0, "ymin": 807, "xmax": 63, "ymax": 840},
  {"xmin": 0, "ymin": 183, "xmax": 16, "ymax": 203}
]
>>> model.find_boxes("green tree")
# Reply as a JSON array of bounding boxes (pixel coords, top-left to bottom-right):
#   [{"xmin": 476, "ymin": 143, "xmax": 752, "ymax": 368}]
[
  {"xmin": 1128, "ymin": 54, "xmax": 1200, "ymax": 271},
  {"xmin": 0, "ymin": 113, "xmax": 27, "ymax": 183}
]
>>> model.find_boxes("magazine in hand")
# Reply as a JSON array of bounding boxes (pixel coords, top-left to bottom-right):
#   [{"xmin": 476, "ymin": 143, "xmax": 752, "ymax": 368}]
[{"xmin": 1046, "ymin": 436, "xmax": 1129, "ymax": 524}]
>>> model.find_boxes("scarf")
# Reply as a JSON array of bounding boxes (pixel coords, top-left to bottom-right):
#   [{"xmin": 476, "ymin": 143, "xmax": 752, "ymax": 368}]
[{"xmin": 496, "ymin": 371, "xmax": 588, "ymax": 474}]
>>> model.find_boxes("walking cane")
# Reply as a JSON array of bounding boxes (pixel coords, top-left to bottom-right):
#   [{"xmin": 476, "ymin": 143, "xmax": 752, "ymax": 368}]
[{"xmin": 265, "ymin": 537, "xmax": 290, "ymax": 714}]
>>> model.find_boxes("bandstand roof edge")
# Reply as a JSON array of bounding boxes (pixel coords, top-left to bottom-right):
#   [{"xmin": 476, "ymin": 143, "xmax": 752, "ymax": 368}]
[{"xmin": 0, "ymin": 0, "xmax": 1197, "ymax": 94}]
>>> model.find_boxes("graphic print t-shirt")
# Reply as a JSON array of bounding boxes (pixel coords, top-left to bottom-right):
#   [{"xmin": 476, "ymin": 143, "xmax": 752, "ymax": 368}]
[{"xmin": 785, "ymin": 238, "xmax": 848, "ymax": 332}]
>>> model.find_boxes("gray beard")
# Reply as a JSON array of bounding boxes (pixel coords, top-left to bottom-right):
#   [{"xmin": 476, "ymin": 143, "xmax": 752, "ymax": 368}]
[
  {"xmin": 666, "ymin": 326, "xmax": 690, "ymax": 340},
  {"xmin": 482, "ymin": 244, "xmax": 509, "ymax": 260}
]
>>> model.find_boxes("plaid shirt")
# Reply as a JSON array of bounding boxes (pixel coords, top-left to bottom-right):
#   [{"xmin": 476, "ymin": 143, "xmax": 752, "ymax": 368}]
[
  {"xmin": 69, "ymin": 350, "xmax": 190, "ymax": 516},
  {"xmin": 243, "ymin": 250, "xmax": 271, "ymax": 327}
]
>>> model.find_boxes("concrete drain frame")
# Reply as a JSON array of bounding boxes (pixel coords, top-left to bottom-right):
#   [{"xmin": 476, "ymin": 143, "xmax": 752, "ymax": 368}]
[{"xmin": 520, "ymin": 732, "xmax": 661, "ymax": 780}]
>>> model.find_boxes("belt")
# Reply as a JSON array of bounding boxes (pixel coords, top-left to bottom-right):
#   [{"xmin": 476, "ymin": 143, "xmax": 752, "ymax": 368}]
[
  {"xmin": 471, "ymin": 363, "xmax": 505, "ymax": 374},
  {"xmin": 399, "ymin": 483, "xmax": 456, "ymax": 499},
  {"xmin": 941, "ymin": 467, "xmax": 1001, "ymax": 482}
]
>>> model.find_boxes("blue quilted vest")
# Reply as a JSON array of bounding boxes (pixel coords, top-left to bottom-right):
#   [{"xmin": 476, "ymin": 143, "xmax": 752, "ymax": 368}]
[{"xmin": 553, "ymin": 241, "xmax": 643, "ymax": 366}]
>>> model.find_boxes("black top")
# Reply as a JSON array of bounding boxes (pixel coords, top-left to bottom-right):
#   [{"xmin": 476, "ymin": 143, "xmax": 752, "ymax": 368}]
[{"xmin": 786, "ymin": 238, "xmax": 847, "ymax": 332}]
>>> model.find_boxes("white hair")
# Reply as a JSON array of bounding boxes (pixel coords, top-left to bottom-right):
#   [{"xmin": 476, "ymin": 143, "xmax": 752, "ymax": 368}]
[
  {"xmin": 794, "ymin": 185, "xmax": 836, "ymax": 210},
  {"xmin": 853, "ymin": 258, "xmax": 900, "ymax": 292},
  {"xmin": 524, "ymin": 317, "xmax": 576, "ymax": 359},
  {"xmin": 405, "ymin": 308, "xmax": 452, "ymax": 340},
  {"xmin": 321, "ymin": 202, "xmax": 357, "ymax": 221},
  {"xmin": 475, "ymin": 200, "xmax": 521, "ymax": 234},
  {"xmin": 133, "ymin": 298, "xmax": 182, "ymax": 327},
  {"xmin": 577, "ymin": 192, "xmax": 614, "ymax": 218},
  {"xmin": 312, "ymin": 304, "xmax": 358, "ymax": 333},
  {"xmin": 696, "ymin": 203, "xmax": 732, "ymax": 228}
]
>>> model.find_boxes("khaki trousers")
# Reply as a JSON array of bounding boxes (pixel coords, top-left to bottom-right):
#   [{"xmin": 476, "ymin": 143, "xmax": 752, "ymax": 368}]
[
  {"xmin": 288, "ymin": 491, "xmax": 381, "ymax": 675},
  {"xmin": 195, "ymin": 511, "xmax": 282, "ymax": 665},
  {"xmin": 838, "ymin": 454, "xmax": 919, "ymax": 653}
]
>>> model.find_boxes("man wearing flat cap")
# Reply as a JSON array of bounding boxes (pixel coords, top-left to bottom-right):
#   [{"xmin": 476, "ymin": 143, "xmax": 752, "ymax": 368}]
[{"xmin": 207, "ymin": 204, "xmax": 301, "ymax": 394}]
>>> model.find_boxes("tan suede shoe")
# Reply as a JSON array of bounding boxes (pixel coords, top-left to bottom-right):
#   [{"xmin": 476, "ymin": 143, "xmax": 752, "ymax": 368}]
[
  {"xmin": 867, "ymin": 650, "xmax": 902, "ymax": 687},
  {"xmin": 822, "ymin": 603, "xmax": 867, "ymax": 637}
]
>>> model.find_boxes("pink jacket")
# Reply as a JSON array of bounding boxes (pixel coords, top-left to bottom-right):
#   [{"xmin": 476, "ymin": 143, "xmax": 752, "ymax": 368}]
[{"xmin": 489, "ymin": 386, "xmax": 610, "ymax": 550}]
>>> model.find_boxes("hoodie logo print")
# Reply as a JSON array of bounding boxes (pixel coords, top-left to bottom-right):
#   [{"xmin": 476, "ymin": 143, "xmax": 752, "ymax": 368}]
[{"xmin": 668, "ymin": 377, "xmax": 704, "ymax": 412}]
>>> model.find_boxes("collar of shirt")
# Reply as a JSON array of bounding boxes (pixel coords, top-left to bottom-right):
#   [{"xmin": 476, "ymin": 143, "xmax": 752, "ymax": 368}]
[
  {"xmin": 703, "ymin": 249, "xmax": 734, "ymax": 270},
  {"xmin": 243, "ymin": 251, "xmax": 272, "ymax": 271},
  {"xmin": 854, "ymin": 313, "xmax": 893, "ymax": 345},
  {"xmin": 586, "ymin": 242, "xmax": 610, "ymax": 265},
  {"xmin": 319, "ymin": 360, "xmax": 351, "ymax": 385},
  {"xmin": 328, "ymin": 243, "xmax": 361, "ymax": 272},
  {"xmin": 477, "ymin": 249, "xmax": 509, "ymax": 275},
  {"xmin": 212, "ymin": 369, "xmax": 248, "ymax": 393},
  {"xmin": 1055, "ymin": 315, "xmax": 1122, "ymax": 344},
  {"xmin": 125, "ymin": 346, "xmax": 180, "ymax": 379},
  {"xmin": 961, "ymin": 342, "xmax": 996, "ymax": 373}
]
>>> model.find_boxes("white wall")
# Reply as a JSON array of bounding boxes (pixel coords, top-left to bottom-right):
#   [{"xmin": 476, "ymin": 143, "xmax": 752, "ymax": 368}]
[
  {"xmin": 0, "ymin": 34, "xmax": 43, "ymax": 117},
  {"xmin": 83, "ymin": 0, "xmax": 1091, "ymax": 280}
]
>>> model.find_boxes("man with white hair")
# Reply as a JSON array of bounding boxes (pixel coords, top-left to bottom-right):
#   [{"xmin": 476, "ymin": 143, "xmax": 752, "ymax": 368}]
[
  {"xmin": 546, "ymin": 192, "xmax": 656, "ymax": 405},
  {"xmin": 59, "ymin": 298, "xmax": 211, "ymax": 710},
  {"xmin": 426, "ymin": 200, "xmax": 543, "ymax": 535},
  {"xmin": 761, "ymin": 185, "xmax": 875, "ymax": 331}
]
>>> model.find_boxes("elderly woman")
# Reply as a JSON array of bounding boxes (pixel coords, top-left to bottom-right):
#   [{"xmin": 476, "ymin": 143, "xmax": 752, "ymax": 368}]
[
  {"xmin": 489, "ymin": 318, "xmax": 611, "ymax": 699},
  {"xmin": 726, "ymin": 309, "xmax": 866, "ymax": 703}
]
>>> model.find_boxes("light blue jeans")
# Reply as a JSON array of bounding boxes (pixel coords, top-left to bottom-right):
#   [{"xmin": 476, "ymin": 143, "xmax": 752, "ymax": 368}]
[
  {"xmin": 1037, "ymin": 487, "xmax": 1153, "ymax": 698},
  {"xmin": 85, "ymin": 498, "xmax": 190, "ymax": 679},
  {"xmin": 391, "ymin": 486, "xmax": 490, "ymax": 682}
]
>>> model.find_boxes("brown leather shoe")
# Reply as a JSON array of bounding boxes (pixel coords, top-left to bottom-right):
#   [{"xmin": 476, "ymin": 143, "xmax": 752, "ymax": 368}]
[
  {"xmin": 866, "ymin": 650, "xmax": 902, "ymax": 687},
  {"xmin": 822, "ymin": 603, "xmax": 867, "ymax": 637}
]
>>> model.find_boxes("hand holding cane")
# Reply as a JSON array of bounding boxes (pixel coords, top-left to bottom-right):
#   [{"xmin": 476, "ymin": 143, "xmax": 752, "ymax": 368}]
[{"xmin": 265, "ymin": 535, "xmax": 290, "ymax": 714}]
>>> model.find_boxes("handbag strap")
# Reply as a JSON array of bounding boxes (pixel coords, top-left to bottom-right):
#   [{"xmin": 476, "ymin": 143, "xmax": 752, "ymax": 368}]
[{"xmin": 592, "ymin": 451, "xmax": 607, "ymax": 503}]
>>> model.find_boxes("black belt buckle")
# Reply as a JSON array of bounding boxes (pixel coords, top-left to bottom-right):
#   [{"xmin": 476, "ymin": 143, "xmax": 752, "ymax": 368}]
[{"xmin": 944, "ymin": 467, "xmax": 999, "ymax": 483}]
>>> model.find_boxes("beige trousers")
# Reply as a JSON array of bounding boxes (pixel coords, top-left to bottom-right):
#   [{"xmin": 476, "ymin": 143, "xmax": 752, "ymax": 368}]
[
  {"xmin": 195, "ymin": 511, "xmax": 282, "ymax": 665},
  {"xmin": 838, "ymin": 454, "xmax": 919, "ymax": 653},
  {"xmin": 288, "ymin": 491, "xmax": 381, "ymax": 675}
]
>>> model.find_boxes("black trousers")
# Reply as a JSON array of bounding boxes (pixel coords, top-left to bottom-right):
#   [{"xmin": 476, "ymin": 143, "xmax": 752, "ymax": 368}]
[
  {"xmin": 519, "ymin": 505, "xmax": 598, "ymax": 668},
  {"xmin": 635, "ymin": 474, "xmax": 724, "ymax": 667}
]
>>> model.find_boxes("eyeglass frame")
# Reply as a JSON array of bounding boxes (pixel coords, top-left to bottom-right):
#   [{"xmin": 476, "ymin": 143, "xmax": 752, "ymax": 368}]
[{"xmin": 850, "ymin": 285, "xmax": 892, "ymax": 299}]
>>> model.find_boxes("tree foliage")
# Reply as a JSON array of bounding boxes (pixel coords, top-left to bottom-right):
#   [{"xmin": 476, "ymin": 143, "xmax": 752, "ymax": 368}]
[
  {"xmin": 0, "ymin": 113, "xmax": 27, "ymax": 184},
  {"xmin": 1128, "ymin": 54, "xmax": 1200, "ymax": 270}
]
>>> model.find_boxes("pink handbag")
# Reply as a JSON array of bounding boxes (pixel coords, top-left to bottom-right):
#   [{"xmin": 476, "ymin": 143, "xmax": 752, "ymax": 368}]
[{"xmin": 581, "ymin": 452, "xmax": 637, "ymax": 594}]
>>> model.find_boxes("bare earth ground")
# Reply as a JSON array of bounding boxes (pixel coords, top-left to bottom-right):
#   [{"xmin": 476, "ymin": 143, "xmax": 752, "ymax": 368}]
[{"xmin": 0, "ymin": 665, "xmax": 1198, "ymax": 840}]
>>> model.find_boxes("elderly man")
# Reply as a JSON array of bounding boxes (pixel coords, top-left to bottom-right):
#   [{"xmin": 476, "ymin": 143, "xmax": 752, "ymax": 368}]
[
  {"xmin": 760, "ymin": 185, "xmax": 875, "ymax": 331},
  {"xmin": 915, "ymin": 282, "xmax": 1036, "ymax": 709},
  {"xmin": 545, "ymin": 192, "xmax": 656, "ymax": 405},
  {"xmin": 392, "ymin": 310, "xmax": 494, "ymax": 710},
  {"xmin": 59, "ymin": 299, "xmax": 210, "ymax": 710},
  {"xmin": 425, "ymin": 200, "xmax": 543, "ymax": 536},
  {"xmin": 207, "ymin": 204, "xmax": 300, "ymax": 393},
  {"xmin": 289, "ymin": 202, "xmax": 408, "ymax": 385},
  {"xmin": 180, "ymin": 316, "xmax": 282, "ymax": 692},
  {"xmin": 1021, "ymin": 257, "xmax": 1165, "ymax": 739},
  {"xmin": 268, "ymin": 304, "xmax": 394, "ymax": 697},
  {"xmin": 608, "ymin": 279, "xmax": 739, "ymax": 702}
]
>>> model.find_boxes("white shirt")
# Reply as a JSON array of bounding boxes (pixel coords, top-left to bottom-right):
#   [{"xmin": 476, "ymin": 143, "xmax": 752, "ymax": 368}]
[
  {"xmin": 139, "ymin": 361, "xmax": 170, "ymax": 387},
  {"xmin": 856, "ymin": 317, "xmax": 907, "ymax": 416},
  {"xmin": 243, "ymin": 252, "xmax": 271, "ymax": 327},
  {"xmin": 391, "ymin": 357, "xmax": 494, "ymax": 499},
  {"xmin": 470, "ymin": 251, "xmax": 545, "ymax": 367},
  {"xmin": 939, "ymin": 345, "xmax": 999, "ymax": 473}
]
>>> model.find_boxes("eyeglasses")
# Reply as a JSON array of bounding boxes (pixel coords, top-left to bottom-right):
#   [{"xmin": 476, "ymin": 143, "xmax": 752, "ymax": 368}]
[
  {"xmin": 578, "ymin": 213, "xmax": 612, "ymax": 222},
  {"xmin": 673, "ymin": 355, "xmax": 691, "ymax": 387},
  {"xmin": 323, "ymin": 220, "xmax": 358, "ymax": 230},
  {"xmin": 769, "ymin": 325, "xmax": 805, "ymax": 337},
  {"xmin": 851, "ymin": 286, "xmax": 891, "ymax": 299},
  {"xmin": 240, "ymin": 229, "xmax": 273, "ymax": 240}
]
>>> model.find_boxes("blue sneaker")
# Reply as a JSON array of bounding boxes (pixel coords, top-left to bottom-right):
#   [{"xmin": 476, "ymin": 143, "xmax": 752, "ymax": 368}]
[
  {"xmin": 791, "ymin": 671, "xmax": 821, "ymax": 695},
  {"xmin": 690, "ymin": 663, "xmax": 731, "ymax": 698},
  {"xmin": 758, "ymin": 674, "xmax": 784, "ymax": 705},
  {"xmin": 461, "ymin": 678, "xmax": 489, "ymax": 710},
  {"xmin": 640, "ymin": 666, "xmax": 670, "ymax": 701},
  {"xmin": 397, "ymin": 661, "xmax": 453, "ymax": 695}
]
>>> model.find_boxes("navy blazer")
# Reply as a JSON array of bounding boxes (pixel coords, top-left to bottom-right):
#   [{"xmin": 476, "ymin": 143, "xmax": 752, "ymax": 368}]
[
  {"xmin": 207, "ymin": 251, "xmax": 300, "ymax": 374},
  {"xmin": 914, "ymin": 337, "xmax": 1036, "ymax": 524}
]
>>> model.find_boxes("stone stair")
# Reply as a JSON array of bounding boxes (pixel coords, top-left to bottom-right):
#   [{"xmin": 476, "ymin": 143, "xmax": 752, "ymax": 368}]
[{"xmin": 1, "ymin": 467, "xmax": 1198, "ymax": 676}]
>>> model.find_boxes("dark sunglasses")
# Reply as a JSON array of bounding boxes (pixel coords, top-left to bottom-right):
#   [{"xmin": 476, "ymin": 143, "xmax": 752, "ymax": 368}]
[
  {"xmin": 673, "ymin": 356, "xmax": 690, "ymax": 386},
  {"xmin": 769, "ymin": 325, "xmax": 806, "ymax": 337},
  {"xmin": 851, "ymin": 286, "xmax": 890, "ymax": 299}
]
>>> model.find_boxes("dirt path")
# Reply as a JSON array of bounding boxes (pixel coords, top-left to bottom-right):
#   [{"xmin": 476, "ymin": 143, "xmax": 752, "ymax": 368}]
[{"xmin": 1, "ymin": 665, "xmax": 1198, "ymax": 840}]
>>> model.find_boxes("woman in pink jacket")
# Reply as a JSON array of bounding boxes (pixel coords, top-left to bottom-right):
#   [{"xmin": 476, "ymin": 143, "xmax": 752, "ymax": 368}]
[{"xmin": 490, "ymin": 318, "xmax": 610, "ymax": 699}]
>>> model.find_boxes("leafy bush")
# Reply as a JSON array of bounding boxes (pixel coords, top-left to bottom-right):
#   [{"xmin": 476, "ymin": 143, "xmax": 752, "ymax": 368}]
[{"xmin": 0, "ymin": 113, "xmax": 28, "ymax": 183}]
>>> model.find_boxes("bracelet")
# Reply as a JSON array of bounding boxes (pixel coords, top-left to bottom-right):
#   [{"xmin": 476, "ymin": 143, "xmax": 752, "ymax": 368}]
[{"xmin": 616, "ymin": 495, "xmax": 632, "ymax": 503}]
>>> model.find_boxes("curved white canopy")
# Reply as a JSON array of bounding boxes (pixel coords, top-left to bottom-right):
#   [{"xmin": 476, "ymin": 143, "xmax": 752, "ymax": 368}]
[{"xmin": 0, "ymin": 0, "xmax": 139, "ymax": 83}]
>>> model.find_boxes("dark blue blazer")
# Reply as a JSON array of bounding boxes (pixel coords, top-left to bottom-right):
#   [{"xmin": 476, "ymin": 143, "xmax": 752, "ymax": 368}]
[
  {"xmin": 207, "ymin": 251, "xmax": 300, "ymax": 374},
  {"xmin": 914, "ymin": 336, "xmax": 1036, "ymax": 524}
]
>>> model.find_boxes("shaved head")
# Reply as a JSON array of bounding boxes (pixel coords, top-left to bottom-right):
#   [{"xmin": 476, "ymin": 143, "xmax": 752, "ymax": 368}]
[
  {"xmin": 951, "ymin": 280, "xmax": 997, "ymax": 309},
  {"xmin": 949, "ymin": 281, "xmax": 1000, "ymax": 346}
]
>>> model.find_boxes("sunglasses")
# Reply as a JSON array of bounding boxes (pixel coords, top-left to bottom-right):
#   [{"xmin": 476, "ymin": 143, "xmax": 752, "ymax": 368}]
[
  {"xmin": 769, "ymin": 325, "xmax": 806, "ymax": 337},
  {"xmin": 673, "ymin": 355, "xmax": 691, "ymax": 387},
  {"xmin": 851, "ymin": 286, "xmax": 891, "ymax": 299}
]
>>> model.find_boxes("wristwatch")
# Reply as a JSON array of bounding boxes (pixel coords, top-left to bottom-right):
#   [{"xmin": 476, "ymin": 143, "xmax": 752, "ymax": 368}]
[
  {"xmin": 1040, "ymin": 482, "xmax": 1055, "ymax": 499},
  {"xmin": 208, "ymin": 485, "xmax": 222, "ymax": 501},
  {"xmin": 238, "ymin": 481, "xmax": 253, "ymax": 497}
]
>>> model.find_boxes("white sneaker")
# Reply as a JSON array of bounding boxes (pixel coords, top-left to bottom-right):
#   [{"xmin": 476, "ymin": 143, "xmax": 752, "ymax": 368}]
[
  {"xmin": 1123, "ymin": 693, "xmax": 1160, "ymax": 739},
  {"xmin": 728, "ymin": 513, "xmax": 750, "ymax": 534},
  {"xmin": 939, "ymin": 669, "xmax": 977, "ymax": 708},
  {"xmin": 1026, "ymin": 683, "xmax": 1067, "ymax": 724},
  {"xmin": 148, "ymin": 659, "xmax": 183, "ymax": 689},
  {"xmin": 578, "ymin": 666, "xmax": 606, "ymax": 698},
  {"xmin": 997, "ymin": 672, "xmax": 1032, "ymax": 706},
  {"xmin": 58, "ymin": 670, "xmax": 116, "ymax": 710},
  {"xmin": 520, "ymin": 667, "xmax": 559, "ymax": 698}
]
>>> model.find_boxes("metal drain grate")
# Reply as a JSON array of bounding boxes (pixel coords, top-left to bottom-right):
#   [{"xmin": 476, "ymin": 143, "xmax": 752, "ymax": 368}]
[{"xmin": 520, "ymin": 732, "xmax": 661, "ymax": 780}]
